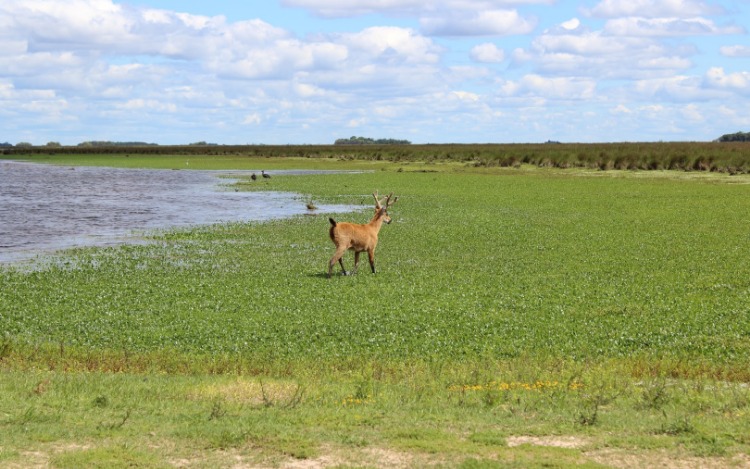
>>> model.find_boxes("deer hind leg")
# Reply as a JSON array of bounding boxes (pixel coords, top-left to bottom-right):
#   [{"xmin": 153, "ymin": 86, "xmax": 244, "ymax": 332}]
[
  {"xmin": 328, "ymin": 246, "xmax": 348, "ymax": 278},
  {"xmin": 352, "ymin": 251, "xmax": 361, "ymax": 274},
  {"xmin": 338, "ymin": 257, "xmax": 346, "ymax": 274}
]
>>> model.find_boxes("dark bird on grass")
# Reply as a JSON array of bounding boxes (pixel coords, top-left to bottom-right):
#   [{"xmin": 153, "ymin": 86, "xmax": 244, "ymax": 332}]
[
  {"xmin": 306, "ymin": 200, "xmax": 318, "ymax": 210},
  {"xmin": 251, "ymin": 173, "xmax": 257, "ymax": 181},
  {"xmin": 262, "ymin": 170, "xmax": 271, "ymax": 179}
]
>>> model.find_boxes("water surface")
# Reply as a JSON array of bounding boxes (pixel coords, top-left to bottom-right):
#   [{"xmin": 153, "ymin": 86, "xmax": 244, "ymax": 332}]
[{"xmin": 0, "ymin": 161, "xmax": 356, "ymax": 263}]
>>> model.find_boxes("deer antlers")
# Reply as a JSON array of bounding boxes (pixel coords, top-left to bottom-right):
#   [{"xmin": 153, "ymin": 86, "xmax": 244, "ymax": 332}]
[{"xmin": 373, "ymin": 191, "xmax": 398, "ymax": 210}]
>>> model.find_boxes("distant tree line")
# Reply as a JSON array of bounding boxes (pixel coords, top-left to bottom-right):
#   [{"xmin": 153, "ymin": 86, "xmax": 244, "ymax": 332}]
[
  {"xmin": 1, "ymin": 140, "xmax": 219, "ymax": 148},
  {"xmin": 3, "ymin": 142, "xmax": 750, "ymax": 173},
  {"xmin": 78, "ymin": 141, "xmax": 158, "ymax": 147},
  {"xmin": 335, "ymin": 136, "xmax": 411, "ymax": 145},
  {"xmin": 717, "ymin": 131, "xmax": 750, "ymax": 142}
]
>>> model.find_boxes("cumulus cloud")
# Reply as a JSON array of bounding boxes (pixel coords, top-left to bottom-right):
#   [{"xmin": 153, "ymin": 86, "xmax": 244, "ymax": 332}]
[
  {"xmin": 499, "ymin": 74, "xmax": 597, "ymax": 99},
  {"xmin": 704, "ymin": 67, "xmax": 750, "ymax": 93},
  {"xmin": 341, "ymin": 26, "xmax": 441, "ymax": 64},
  {"xmin": 281, "ymin": 0, "xmax": 553, "ymax": 18},
  {"xmin": 470, "ymin": 43, "xmax": 505, "ymax": 63},
  {"xmin": 633, "ymin": 75, "xmax": 726, "ymax": 102},
  {"xmin": 281, "ymin": 0, "xmax": 541, "ymax": 37},
  {"xmin": 421, "ymin": 9, "xmax": 536, "ymax": 36},
  {"xmin": 242, "ymin": 113, "xmax": 262, "ymax": 125},
  {"xmin": 721, "ymin": 45, "xmax": 750, "ymax": 57},
  {"xmin": 681, "ymin": 103, "xmax": 704, "ymax": 121},
  {"xmin": 604, "ymin": 17, "xmax": 744, "ymax": 36},
  {"xmin": 0, "ymin": 0, "xmax": 748, "ymax": 144},
  {"xmin": 513, "ymin": 16, "xmax": 698, "ymax": 80},
  {"xmin": 587, "ymin": 0, "xmax": 724, "ymax": 19},
  {"xmin": 0, "ymin": 0, "xmax": 443, "ymax": 143}
]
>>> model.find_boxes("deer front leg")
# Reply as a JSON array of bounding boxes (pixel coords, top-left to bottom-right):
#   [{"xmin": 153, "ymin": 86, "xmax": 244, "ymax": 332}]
[{"xmin": 367, "ymin": 248, "xmax": 376, "ymax": 274}]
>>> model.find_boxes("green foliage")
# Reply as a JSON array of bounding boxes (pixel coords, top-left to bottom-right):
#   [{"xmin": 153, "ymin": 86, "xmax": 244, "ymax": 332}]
[
  {"xmin": 335, "ymin": 136, "xmax": 412, "ymax": 145},
  {"xmin": 77, "ymin": 140, "xmax": 158, "ymax": 147},
  {"xmin": 2, "ymin": 168, "xmax": 750, "ymax": 373},
  {"xmin": 1, "ymin": 156, "xmax": 750, "ymax": 466},
  {"xmin": 717, "ymin": 131, "xmax": 750, "ymax": 142}
]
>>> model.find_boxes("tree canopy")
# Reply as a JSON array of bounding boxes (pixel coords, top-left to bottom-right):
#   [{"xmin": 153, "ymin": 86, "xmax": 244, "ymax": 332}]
[
  {"xmin": 717, "ymin": 131, "xmax": 750, "ymax": 142},
  {"xmin": 334, "ymin": 136, "xmax": 411, "ymax": 145}
]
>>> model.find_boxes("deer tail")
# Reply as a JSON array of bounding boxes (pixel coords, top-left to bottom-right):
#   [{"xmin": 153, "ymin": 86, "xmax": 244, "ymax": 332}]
[{"xmin": 329, "ymin": 217, "xmax": 337, "ymax": 227}]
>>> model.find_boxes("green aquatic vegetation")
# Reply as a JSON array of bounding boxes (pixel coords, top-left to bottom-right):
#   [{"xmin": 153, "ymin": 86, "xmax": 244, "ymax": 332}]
[{"xmin": 2, "ymin": 169, "xmax": 750, "ymax": 375}]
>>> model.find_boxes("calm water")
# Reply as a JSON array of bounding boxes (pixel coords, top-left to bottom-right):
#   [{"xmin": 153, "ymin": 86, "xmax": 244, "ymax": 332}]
[{"xmin": 0, "ymin": 161, "xmax": 356, "ymax": 263}]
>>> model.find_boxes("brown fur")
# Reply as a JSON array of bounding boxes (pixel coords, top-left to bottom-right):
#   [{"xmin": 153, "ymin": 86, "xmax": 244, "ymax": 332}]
[{"xmin": 327, "ymin": 192, "xmax": 397, "ymax": 278}]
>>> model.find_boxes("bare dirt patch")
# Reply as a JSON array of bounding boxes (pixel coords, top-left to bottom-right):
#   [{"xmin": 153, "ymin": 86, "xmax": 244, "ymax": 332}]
[
  {"xmin": 258, "ymin": 446, "xmax": 429, "ymax": 469},
  {"xmin": 4, "ymin": 444, "xmax": 92, "ymax": 469},
  {"xmin": 587, "ymin": 449, "xmax": 750, "ymax": 469},
  {"xmin": 506, "ymin": 435, "xmax": 590, "ymax": 449}
]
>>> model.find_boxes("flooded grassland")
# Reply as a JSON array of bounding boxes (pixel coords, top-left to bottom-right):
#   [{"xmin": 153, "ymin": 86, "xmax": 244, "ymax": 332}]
[{"xmin": 0, "ymin": 161, "xmax": 357, "ymax": 264}]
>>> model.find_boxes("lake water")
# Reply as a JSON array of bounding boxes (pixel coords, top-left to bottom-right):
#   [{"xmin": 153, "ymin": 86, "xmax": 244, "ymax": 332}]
[{"xmin": 0, "ymin": 161, "xmax": 358, "ymax": 263}]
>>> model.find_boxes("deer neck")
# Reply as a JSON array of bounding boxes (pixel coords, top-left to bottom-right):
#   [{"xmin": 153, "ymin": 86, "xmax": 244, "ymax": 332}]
[{"xmin": 368, "ymin": 210, "xmax": 386, "ymax": 232}]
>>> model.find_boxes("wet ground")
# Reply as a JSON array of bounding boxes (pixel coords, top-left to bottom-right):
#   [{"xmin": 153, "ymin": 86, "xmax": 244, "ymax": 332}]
[{"xmin": 0, "ymin": 161, "xmax": 358, "ymax": 264}]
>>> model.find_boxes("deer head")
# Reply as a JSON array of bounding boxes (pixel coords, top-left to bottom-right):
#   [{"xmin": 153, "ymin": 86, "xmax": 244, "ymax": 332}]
[{"xmin": 373, "ymin": 191, "xmax": 398, "ymax": 224}]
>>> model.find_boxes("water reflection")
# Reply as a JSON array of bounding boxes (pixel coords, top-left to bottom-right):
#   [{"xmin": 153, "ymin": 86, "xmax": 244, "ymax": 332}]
[{"xmin": 0, "ymin": 161, "xmax": 358, "ymax": 263}]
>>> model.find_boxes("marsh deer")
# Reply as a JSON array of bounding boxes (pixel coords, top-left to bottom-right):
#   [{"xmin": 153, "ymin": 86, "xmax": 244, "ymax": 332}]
[{"xmin": 328, "ymin": 191, "xmax": 398, "ymax": 278}]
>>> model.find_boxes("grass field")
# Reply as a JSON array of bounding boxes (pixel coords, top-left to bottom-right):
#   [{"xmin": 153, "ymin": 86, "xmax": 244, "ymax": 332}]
[{"xmin": 1, "ymin": 152, "xmax": 750, "ymax": 468}]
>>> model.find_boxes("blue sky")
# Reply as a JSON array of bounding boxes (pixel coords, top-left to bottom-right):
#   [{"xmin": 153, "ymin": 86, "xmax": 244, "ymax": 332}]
[{"xmin": 1, "ymin": 0, "xmax": 749, "ymax": 145}]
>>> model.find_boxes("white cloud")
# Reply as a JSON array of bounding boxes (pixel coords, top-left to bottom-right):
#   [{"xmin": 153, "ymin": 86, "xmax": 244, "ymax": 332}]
[
  {"xmin": 1, "ymin": 0, "xmax": 748, "ymax": 144},
  {"xmin": 513, "ymin": 17, "xmax": 697, "ymax": 79},
  {"xmin": 280, "ymin": 0, "xmax": 554, "ymax": 18},
  {"xmin": 347, "ymin": 117, "xmax": 367, "ymax": 127},
  {"xmin": 633, "ymin": 75, "xmax": 729, "ymax": 101},
  {"xmin": 704, "ymin": 67, "xmax": 750, "ymax": 93},
  {"xmin": 499, "ymin": 75, "xmax": 597, "ymax": 99},
  {"xmin": 118, "ymin": 98, "xmax": 177, "ymax": 112},
  {"xmin": 681, "ymin": 103, "xmax": 703, "ymax": 121},
  {"xmin": 282, "ymin": 0, "xmax": 425, "ymax": 17},
  {"xmin": 421, "ymin": 10, "xmax": 536, "ymax": 36},
  {"xmin": 612, "ymin": 104, "xmax": 632, "ymax": 114},
  {"xmin": 604, "ymin": 17, "xmax": 744, "ymax": 37},
  {"xmin": 212, "ymin": 39, "xmax": 349, "ymax": 80},
  {"xmin": 587, "ymin": 0, "xmax": 724, "ymax": 19},
  {"xmin": 561, "ymin": 18, "xmax": 581, "ymax": 31},
  {"xmin": 721, "ymin": 45, "xmax": 750, "ymax": 57},
  {"xmin": 470, "ymin": 43, "xmax": 505, "ymax": 63},
  {"xmin": 242, "ymin": 113, "xmax": 262, "ymax": 125},
  {"xmin": 452, "ymin": 90, "xmax": 480, "ymax": 102},
  {"xmin": 533, "ymin": 32, "xmax": 648, "ymax": 56},
  {"xmin": 341, "ymin": 26, "xmax": 441, "ymax": 64}
]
